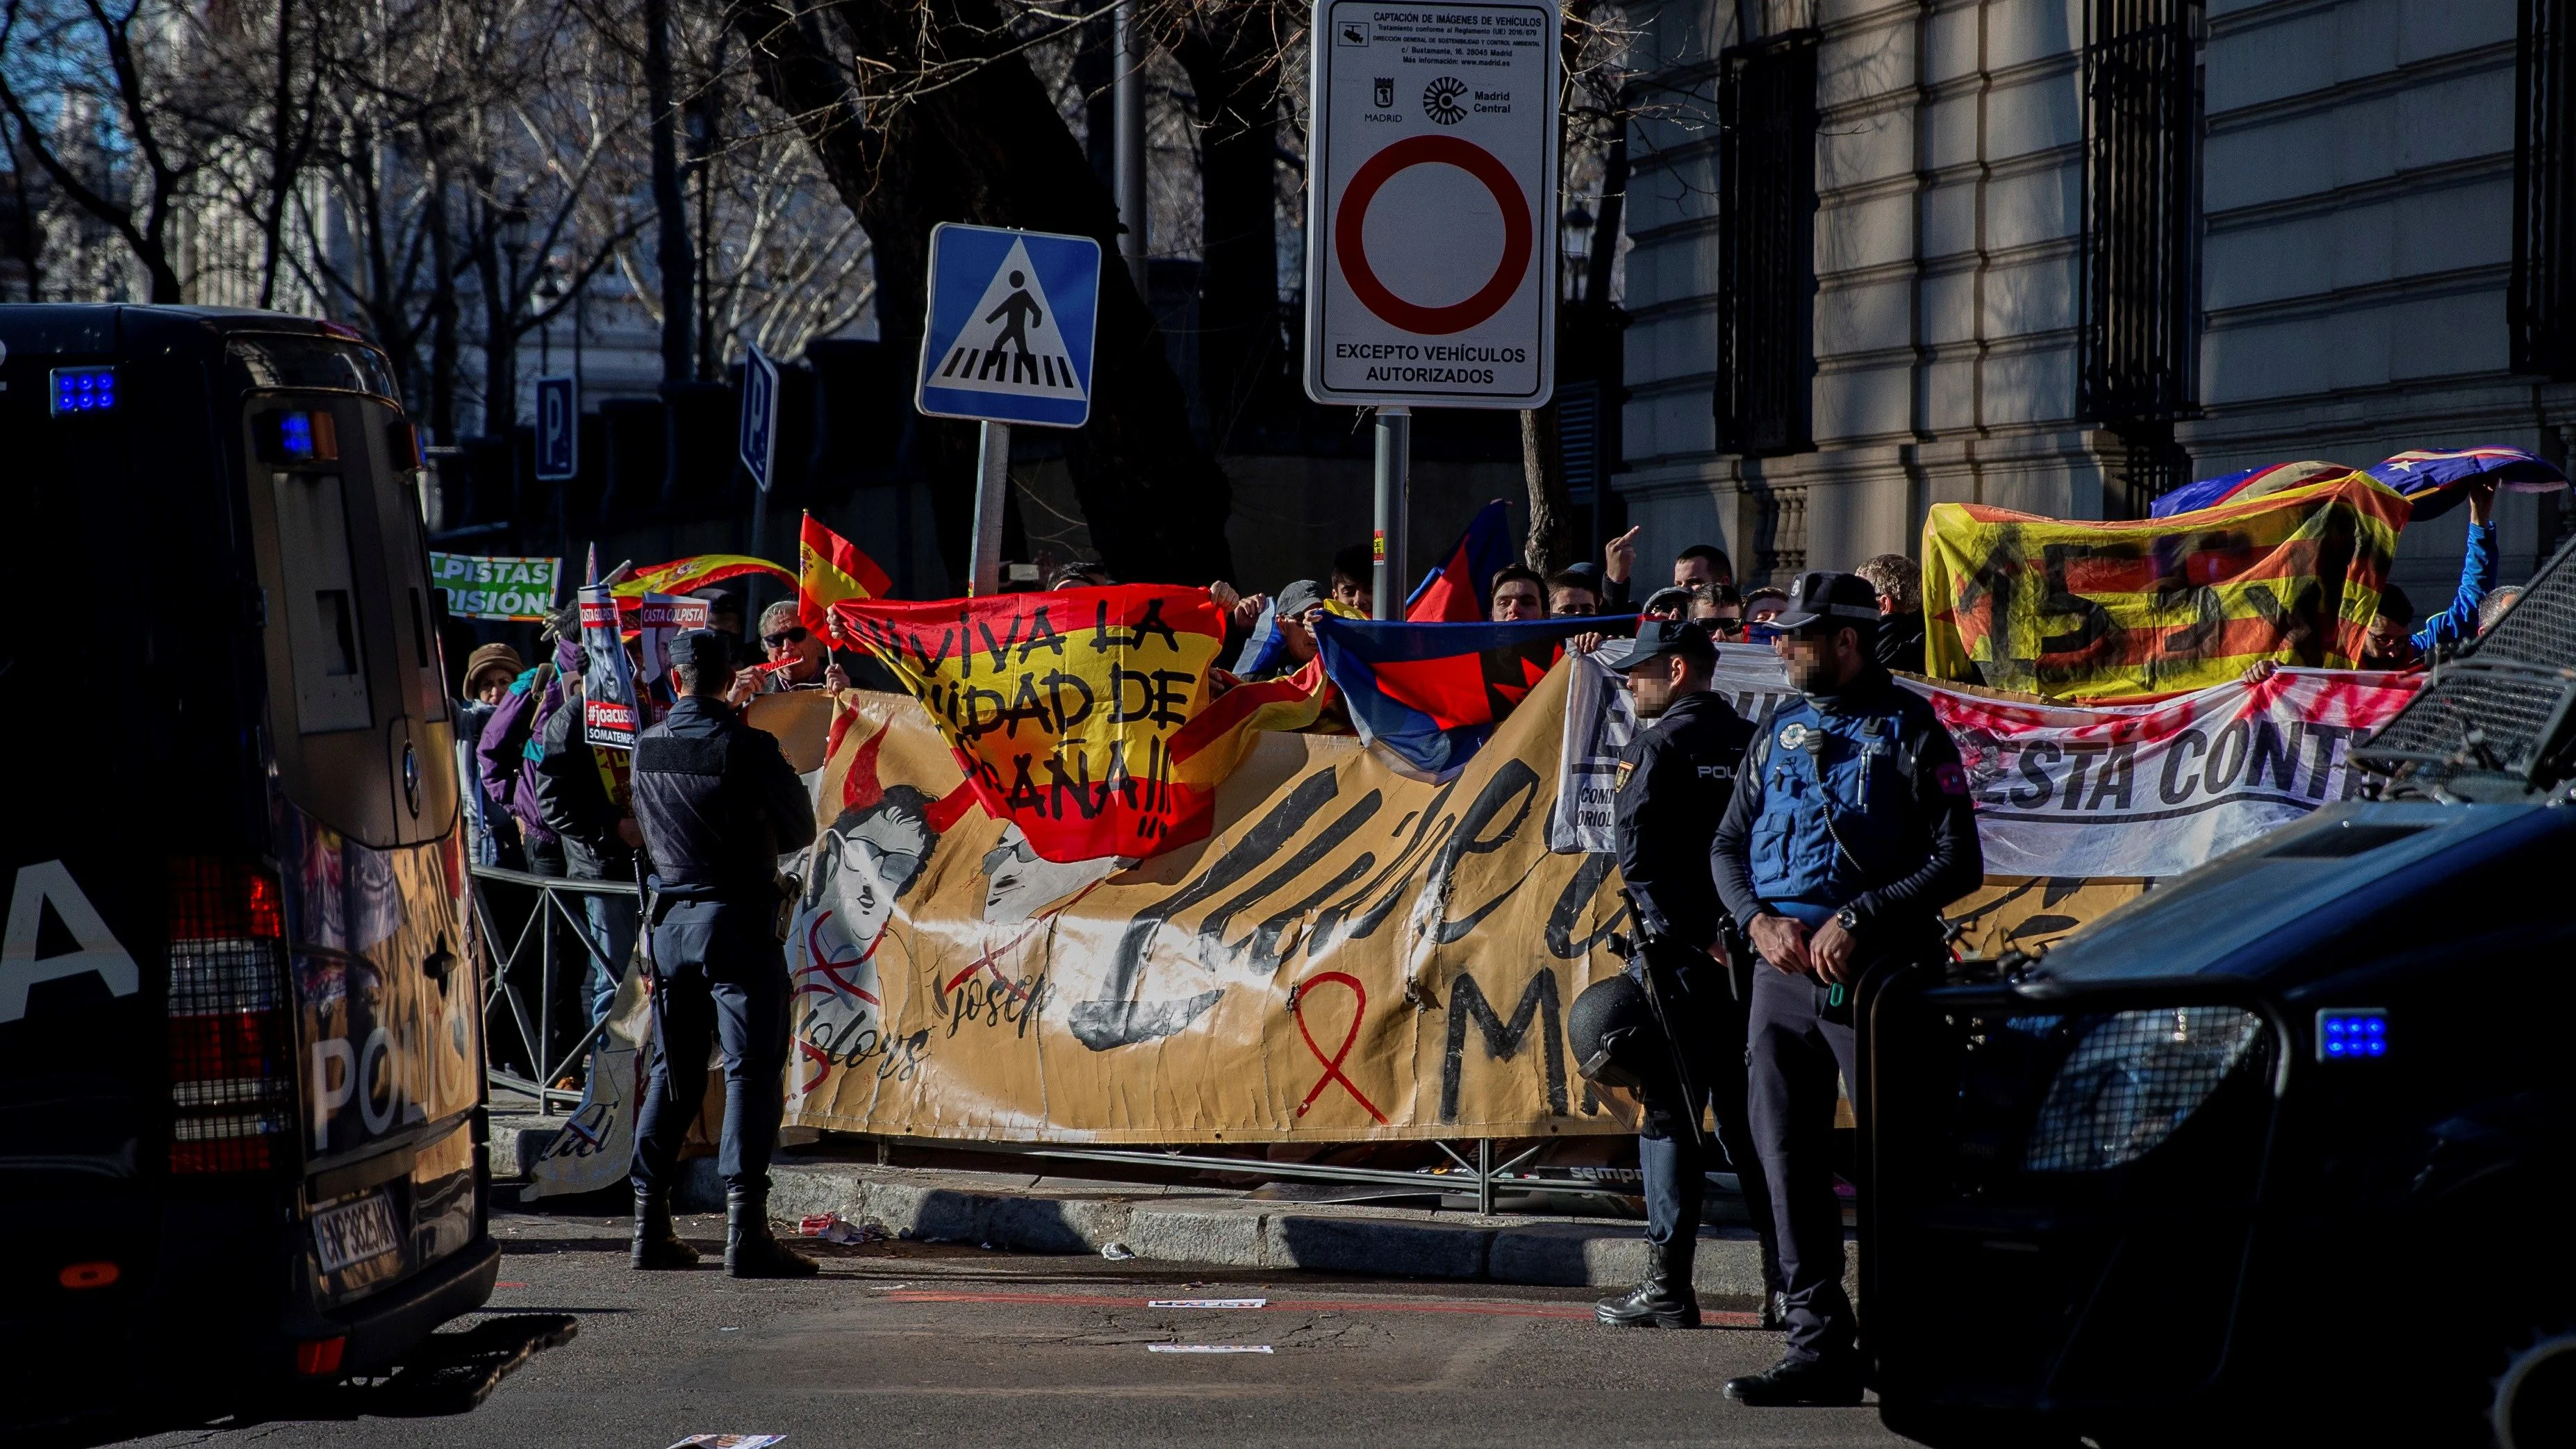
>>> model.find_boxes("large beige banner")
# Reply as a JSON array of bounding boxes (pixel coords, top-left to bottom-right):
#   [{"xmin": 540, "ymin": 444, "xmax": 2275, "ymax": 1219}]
[{"xmin": 779, "ymin": 665, "xmax": 1642, "ymax": 1143}]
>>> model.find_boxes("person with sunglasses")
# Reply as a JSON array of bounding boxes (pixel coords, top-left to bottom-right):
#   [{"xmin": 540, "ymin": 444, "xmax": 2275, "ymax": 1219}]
[
  {"xmin": 730, "ymin": 599, "xmax": 851, "ymax": 702},
  {"xmin": 1687, "ymin": 582, "xmax": 1746, "ymax": 638}
]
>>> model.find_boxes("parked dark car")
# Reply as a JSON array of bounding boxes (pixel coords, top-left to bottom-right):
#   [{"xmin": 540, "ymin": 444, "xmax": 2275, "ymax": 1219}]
[
  {"xmin": 1863, "ymin": 543, "xmax": 2576, "ymax": 1448},
  {"xmin": 1, "ymin": 306, "xmax": 497, "ymax": 1423}
]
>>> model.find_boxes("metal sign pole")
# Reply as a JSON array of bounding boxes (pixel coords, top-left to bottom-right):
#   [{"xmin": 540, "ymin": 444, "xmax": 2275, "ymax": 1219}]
[
  {"xmin": 1372, "ymin": 406, "xmax": 1410, "ymax": 619},
  {"xmin": 970, "ymin": 420, "xmax": 1012, "ymax": 596},
  {"xmin": 1115, "ymin": 1, "xmax": 1148, "ymax": 296}
]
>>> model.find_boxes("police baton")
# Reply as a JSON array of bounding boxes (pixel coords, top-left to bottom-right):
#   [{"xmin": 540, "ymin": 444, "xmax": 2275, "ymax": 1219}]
[{"xmin": 1617, "ymin": 888, "xmax": 1706, "ymax": 1153}]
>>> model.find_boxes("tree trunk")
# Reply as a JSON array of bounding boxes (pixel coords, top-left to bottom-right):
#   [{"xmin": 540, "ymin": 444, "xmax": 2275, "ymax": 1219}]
[
  {"xmin": 643, "ymin": 0, "xmax": 695, "ymax": 386},
  {"xmin": 725, "ymin": 0, "xmax": 1235, "ymax": 587},
  {"xmin": 427, "ymin": 172, "xmax": 459, "ymax": 442},
  {"xmin": 1521, "ymin": 406, "xmax": 1574, "ymax": 572}
]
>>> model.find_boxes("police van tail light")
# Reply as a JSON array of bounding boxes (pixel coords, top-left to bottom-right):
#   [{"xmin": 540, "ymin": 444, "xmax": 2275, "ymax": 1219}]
[{"xmin": 165, "ymin": 859, "xmax": 293, "ymax": 1174}]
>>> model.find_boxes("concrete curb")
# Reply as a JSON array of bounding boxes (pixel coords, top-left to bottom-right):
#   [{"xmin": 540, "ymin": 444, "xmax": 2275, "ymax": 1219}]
[{"xmin": 495, "ymin": 1120, "xmax": 1846, "ymax": 1302}]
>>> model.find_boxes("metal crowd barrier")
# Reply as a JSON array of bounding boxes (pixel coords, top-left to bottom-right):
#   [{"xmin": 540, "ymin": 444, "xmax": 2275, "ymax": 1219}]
[{"xmin": 468, "ymin": 863, "xmax": 638, "ymax": 1116}]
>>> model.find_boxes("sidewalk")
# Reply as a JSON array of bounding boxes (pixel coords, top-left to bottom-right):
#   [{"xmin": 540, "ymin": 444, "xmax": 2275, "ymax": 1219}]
[{"xmin": 492, "ymin": 1109, "xmax": 1844, "ymax": 1306}]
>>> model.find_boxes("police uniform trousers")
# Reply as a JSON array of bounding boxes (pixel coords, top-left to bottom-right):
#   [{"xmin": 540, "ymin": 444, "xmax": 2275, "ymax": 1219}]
[
  {"xmin": 1747, "ymin": 961, "xmax": 1864, "ymax": 1366},
  {"xmin": 629, "ymin": 898, "xmax": 791, "ymax": 1197},
  {"xmin": 1635, "ymin": 945, "xmax": 1783, "ymax": 1295}
]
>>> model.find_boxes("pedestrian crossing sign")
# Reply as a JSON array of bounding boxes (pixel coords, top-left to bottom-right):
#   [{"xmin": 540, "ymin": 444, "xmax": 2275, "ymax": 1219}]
[{"xmin": 916, "ymin": 222, "xmax": 1102, "ymax": 429}]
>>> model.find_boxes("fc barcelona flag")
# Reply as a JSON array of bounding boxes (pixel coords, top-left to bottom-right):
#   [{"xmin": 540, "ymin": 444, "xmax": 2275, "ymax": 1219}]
[
  {"xmin": 1312, "ymin": 615, "xmax": 1593, "ymax": 773},
  {"xmin": 1405, "ymin": 499, "xmax": 1514, "ymax": 623},
  {"xmin": 1924, "ymin": 473, "xmax": 2405, "ymax": 701}
]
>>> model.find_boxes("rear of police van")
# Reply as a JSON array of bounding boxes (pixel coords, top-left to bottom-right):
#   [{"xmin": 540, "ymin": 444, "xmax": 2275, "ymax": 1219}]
[{"xmin": 0, "ymin": 306, "xmax": 493, "ymax": 1421}]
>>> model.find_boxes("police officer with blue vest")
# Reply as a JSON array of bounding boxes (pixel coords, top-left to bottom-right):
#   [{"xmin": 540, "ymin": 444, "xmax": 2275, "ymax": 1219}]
[
  {"xmin": 627, "ymin": 629, "xmax": 821, "ymax": 1279},
  {"xmin": 1589, "ymin": 620, "xmax": 1786, "ymax": 1332},
  {"xmin": 1712, "ymin": 572, "xmax": 1982, "ymax": 1405}
]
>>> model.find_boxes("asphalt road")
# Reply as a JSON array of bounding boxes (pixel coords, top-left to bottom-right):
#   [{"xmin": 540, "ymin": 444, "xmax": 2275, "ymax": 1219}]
[{"xmin": 101, "ymin": 1209, "xmax": 1906, "ymax": 1449}]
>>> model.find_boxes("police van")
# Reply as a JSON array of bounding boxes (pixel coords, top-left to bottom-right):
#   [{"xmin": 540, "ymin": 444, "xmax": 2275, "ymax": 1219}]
[{"xmin": 1, "ymin": 306, "xmax": 496, "ymax": 1415}]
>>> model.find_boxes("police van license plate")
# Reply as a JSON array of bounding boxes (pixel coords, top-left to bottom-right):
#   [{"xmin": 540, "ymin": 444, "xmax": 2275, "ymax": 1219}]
[{"xmin": 313, "ymin": 1193, "xmax": 403, "ymax": 1273}]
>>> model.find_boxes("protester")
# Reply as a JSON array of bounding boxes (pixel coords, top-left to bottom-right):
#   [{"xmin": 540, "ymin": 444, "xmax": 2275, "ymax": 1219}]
[
  {"xmin": 1050, "ymin": 560, "xmax": 1113, "ymax": 590},
  {"xmin": 1491, "ymin": 565, "xmax": 1548, "ymax": 622},
  {"xmin": 479, "ymin": 608, "xmax": 583, "ymax": 877},
  {"xmin": 1332, "ymin": 544, "xmax": 1377, "ymax": 618},
  {"xmin": 1637, "ymin": 586, "xmax": 1693, "ymax": 622},
  {"xmin": 729, "ymin": 599, "xmax": 851, "ymax": 702},
  {"xmin": 1856, "ymin": 554, "xmax": 1927, "ymax": 673},
  {"xmin": 1602, "ymin": 525, "xmax": 1642, "ymax": 606},
  {"xmin": 700, "ymin": 590, "xmax": 750, "ymax": 665},
  {"xmin": 1674, "ymin": 544, "xmax": 1734, "ymax": 589},
  {"xmin": 457, "ymin": 644, "xmax": 526, "ymax": 868},
  {"xmin": 534, "ymin": 660, "xmax": 644, "ymax": 1038},
  {"xmin": 625, "ymin": 629, "xmax": 821, "ymax": 1279},
  {"xmin": 1744, "ymin": 586, "xmax": 1790, "ymax": 627},
  {"xmin": 2361, "ymin": 481, "xmax": 2498, "ymax": 668},
  {"xmin": 1264, "ymin": 579, "xmax": 1328, "ymax": 672},
  {"xmin": 1687, "ymin": 583, "xmax": 1745, "ymax": 637},
  {"xmin": 1549, "ymin": 565, "xmax": 1605, "ymax": 616}
]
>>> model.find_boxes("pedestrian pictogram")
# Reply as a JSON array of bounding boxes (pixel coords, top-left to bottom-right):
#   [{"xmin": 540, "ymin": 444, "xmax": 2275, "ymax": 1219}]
[
  {"xmin": 916, "ymin": 223, "xmax": 1102, "ymax": 429},
  {"xmin": 1304, "ymin": 0, "xmax": 1560, "ymax": 408}
]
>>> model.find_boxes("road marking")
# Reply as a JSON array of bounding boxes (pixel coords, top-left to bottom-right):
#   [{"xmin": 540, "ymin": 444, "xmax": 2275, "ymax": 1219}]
[{"xmin": 876, "ymin": 1289, "xmax": 1759, "ymax": 1327}]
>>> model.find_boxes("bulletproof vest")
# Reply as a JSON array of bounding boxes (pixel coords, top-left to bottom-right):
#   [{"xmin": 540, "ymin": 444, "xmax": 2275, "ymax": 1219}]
[
  {"xmin": 632, "ymin": 721, "xmax": 773, "ymax": 896},
  {"xmin": 1749, "ymin": 692, "xmax": 1925, "ymax": 909}
]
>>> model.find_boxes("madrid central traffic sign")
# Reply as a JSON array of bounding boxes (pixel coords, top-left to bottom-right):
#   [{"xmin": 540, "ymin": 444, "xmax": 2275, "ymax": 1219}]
[
  {"xmin": 1304, "ymin": 0, "xmax": 1559, "ymax": 409},
  {"xmin": 916, "ymin": 222, "xmax": 1103, "ymax": 429}
]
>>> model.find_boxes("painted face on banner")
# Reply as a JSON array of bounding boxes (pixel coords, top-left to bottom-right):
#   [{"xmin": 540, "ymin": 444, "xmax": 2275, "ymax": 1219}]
[{"xmin": 980, "ymin": 824, "xmax": 1118, "ymax": 925}]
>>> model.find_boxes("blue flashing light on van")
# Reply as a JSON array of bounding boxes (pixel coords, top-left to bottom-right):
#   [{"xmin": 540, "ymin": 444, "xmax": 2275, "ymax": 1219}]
[{"xmin": 49, "ymin": 365, "xmax": 115, "ymax": 414}]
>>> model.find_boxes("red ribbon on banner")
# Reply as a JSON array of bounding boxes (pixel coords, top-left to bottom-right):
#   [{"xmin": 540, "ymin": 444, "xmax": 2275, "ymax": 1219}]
[{"xmin": 1291, "ymin": 972, "xmax": 1387, "ymax": 1124}]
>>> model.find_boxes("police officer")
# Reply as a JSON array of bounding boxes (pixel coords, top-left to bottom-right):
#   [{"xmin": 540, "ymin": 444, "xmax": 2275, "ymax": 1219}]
[
  {"xmin": 627, "ymin": 629, "xmax": 822, "ymax": 1278},
  {"xmin": 1593, "ymin": 620, "xmax": 1785, "ymax": 1330},
  {"xmin": 1712, "ymin": 572, "xmax": 1981, "ymax": 1404}
]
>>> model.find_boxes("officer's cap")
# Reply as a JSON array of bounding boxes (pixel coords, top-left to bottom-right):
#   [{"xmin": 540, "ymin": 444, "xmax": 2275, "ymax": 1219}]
[
  {"xmin": 1618, "ymin": 618, "xmax": 1717, "ymax": 673},
  {"xmin": 1770, "ymin": 570, "xmax": 1883, "ymax": 633}
]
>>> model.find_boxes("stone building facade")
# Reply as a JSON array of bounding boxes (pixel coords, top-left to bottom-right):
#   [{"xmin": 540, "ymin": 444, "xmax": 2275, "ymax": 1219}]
[{"xmin": 1615, "ymin": 0, "xmax": 2575, "ymax": 600}]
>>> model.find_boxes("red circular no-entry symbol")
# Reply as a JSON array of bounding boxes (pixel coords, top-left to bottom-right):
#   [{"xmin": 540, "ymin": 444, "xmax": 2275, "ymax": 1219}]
[{"xmin": 1333, "ymin": 134, "xmax": 1533, "ymax": 336}]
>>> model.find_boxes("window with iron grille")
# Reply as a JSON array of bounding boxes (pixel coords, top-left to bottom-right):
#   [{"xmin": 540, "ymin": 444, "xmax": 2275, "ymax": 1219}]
[
  {"xmin": 1712, "ymin": 31, "xmax": 1819, "ymax": 458},
  {"xmin": 2079, "ymin": 0, "xmax": 2200, "ymax": 438},
  {"xmin": 2517, "ymin": 0, "xmax": 2576, "ymax": 376}
]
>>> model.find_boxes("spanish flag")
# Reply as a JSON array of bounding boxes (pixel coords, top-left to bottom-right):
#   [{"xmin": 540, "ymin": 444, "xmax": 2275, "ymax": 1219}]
[
  {"xmin": 835, "ymin": 586, "xmax": 1326, "ymax": 861},
  {"xmin": 609, "ymin": 554, "xmax": 794, "ymax": 600},
  {"xmin": 800, "ymin": 514, "xmax": 895, "ymax": 645}
]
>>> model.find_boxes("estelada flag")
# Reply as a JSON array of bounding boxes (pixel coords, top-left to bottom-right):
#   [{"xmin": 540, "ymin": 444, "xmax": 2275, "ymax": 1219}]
[
  {"xmin": 611, "ymin": 554, "xmax": 794, "ymax": 602},
  {"xmin": 1312, "ymin": 615, "xmax": 1587, "ymax": 773},
  {"xmin": 2150, "ymin": 445, "xmax": 2568, "ymax": 522},
  {"xmin": 800, "ymin": 514, "xmax": 895, "ymax": 643},
  {"xmin": 835, "ymin": 586, "xmax": 1326, "ymax": 861},
  {"xmin": 1923, "ymin": 472, "xmax": 2406, "ymax": 701},
  {"xmin": 1405, "ymin": 499, "xmax": 1514, "ymax": 622}
]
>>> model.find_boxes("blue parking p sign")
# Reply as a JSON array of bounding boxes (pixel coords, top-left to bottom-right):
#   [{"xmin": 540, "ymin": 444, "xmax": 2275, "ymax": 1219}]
[
  {"xmin": 915, "ymin": 223, "xmax": 1101, "ymax": 429},
  {"xmin": 534, "ymin": 376, "xmax": 577, "ymax": 480},
  {"xmin": 739, "ymin": 345, "xmax": 781, "ymax": 493}
]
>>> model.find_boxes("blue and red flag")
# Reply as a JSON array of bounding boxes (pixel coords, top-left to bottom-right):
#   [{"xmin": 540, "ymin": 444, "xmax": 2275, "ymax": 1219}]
[
  {"xmin": 1313, "ymin": 615, "xmax": 1594, "ymax": 774},
  {"xmin": 1405, "ymin": 499, "xmax": 1514, "ymax": 623},
  {"xmin": 2152, "ymin": 447, "xmax": 2567, "ymax": 520}
]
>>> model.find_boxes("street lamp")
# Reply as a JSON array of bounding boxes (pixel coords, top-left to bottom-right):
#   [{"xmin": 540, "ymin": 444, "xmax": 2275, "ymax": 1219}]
[{"xmin": 1560, "ymin": 205, "xmax": 1594, "ymax": 304}]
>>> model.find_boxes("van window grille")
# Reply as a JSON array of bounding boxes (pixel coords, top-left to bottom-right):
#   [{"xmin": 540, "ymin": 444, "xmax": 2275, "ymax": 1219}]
[{"xmin": 1712, "ymin": 30, "xmax": 1818, "ymax": 458}]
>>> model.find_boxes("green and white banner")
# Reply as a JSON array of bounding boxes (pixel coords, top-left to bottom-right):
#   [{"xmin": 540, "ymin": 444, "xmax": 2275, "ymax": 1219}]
[{"xmin": 428, "ymin": 552, "xmax": 561, "ymax": 621}]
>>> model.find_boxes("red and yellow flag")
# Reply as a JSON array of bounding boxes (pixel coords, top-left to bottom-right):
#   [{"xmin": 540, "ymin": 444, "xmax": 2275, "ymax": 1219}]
[
  {"xmin": 1922, "ymin": 473, "xmax": 2406, "ymax": 701},
  {"xmin": 800, "ymin": 514, "xmax": 895, "ymax": 644},
  {"xmin": 835, "ymin": 586, "xmax": 1326, "ymax": 861},
  {"xmin": 610, "ymin": 554, "xmax": 793, "ymax": 601}
]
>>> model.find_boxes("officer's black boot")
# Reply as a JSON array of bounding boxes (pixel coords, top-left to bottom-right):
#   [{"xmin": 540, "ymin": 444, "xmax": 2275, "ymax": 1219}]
[
  {"xmin": 724, "ymin": 1187, "xmax": 818, "ymax": 1279},
  {"xmin": 1594, "ymin": 1235, "xmax": 1701, "ymax": 1328},
  {"xmin": 630, "ymin": 1189, "xmax": 699, "ymax": 1270},
  {"xmin": 1722, "ymin": 1352, "xmax": 1866, "ymax": 1407}
]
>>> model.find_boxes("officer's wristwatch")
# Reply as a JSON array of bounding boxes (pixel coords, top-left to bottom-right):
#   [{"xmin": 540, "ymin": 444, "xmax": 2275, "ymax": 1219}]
[{"xmin": 1835, "ymin": 904, "xmax": 1863, "ymax": 934}]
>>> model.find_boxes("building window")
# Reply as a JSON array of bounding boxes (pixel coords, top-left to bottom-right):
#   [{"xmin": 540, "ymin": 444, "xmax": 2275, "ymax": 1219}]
[
  {"xmin": 2080, "ymin": 0, "xmax": 2200, "ymax": 513},
  {"xmin": 2517, "ymin": 0, "xmax": 2576, "ymax": 376},
  {"xmin": 1712, "ymin": 30, "xmax": 1819, "ymax": 458}
]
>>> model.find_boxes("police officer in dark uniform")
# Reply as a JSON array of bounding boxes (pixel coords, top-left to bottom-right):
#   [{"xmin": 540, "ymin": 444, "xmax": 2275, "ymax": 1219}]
[
  {"xmin": 627, "ymin": 629, "xmax": 822, "ymax": 1279},
  {"xmin": 1592, "ymin": 620, "xmax": 1785, "ymax": 1330},
  {"xmin": 1713, "ymin": 572, "xmax": 1982, "ymax": 1405}
]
